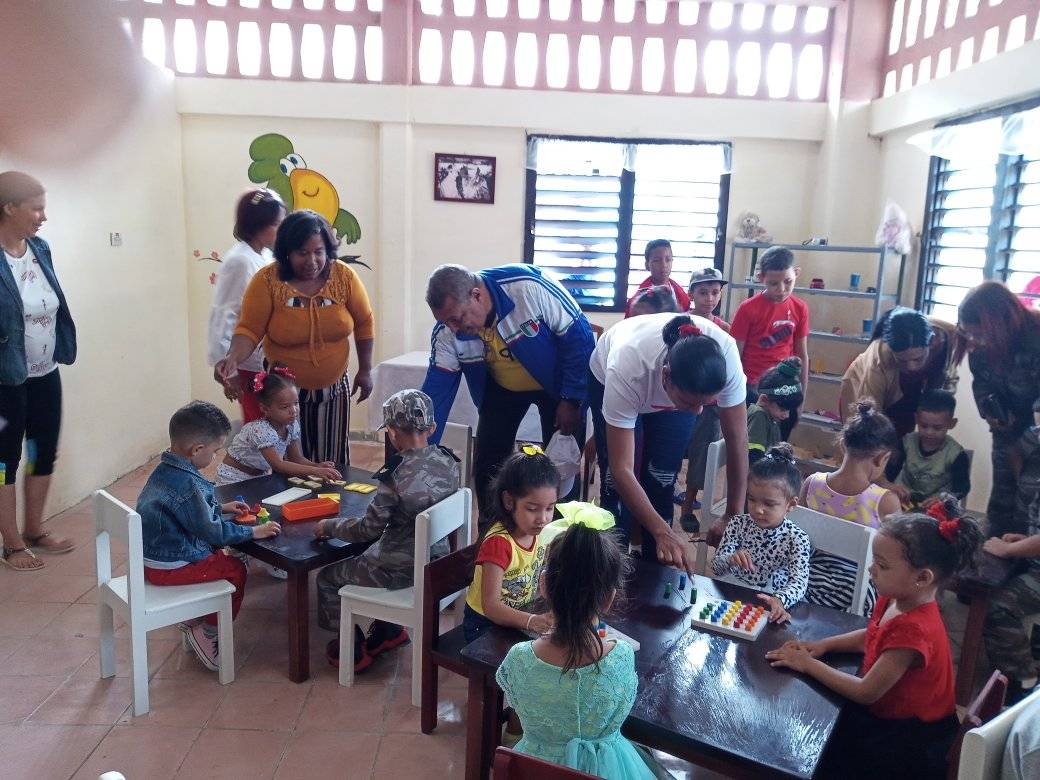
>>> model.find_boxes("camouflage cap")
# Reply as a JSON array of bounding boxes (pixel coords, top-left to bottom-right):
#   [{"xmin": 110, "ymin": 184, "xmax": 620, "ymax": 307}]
[{"xmin": 380, "ymin": 389, "xmax": 436, "ymax": 432}]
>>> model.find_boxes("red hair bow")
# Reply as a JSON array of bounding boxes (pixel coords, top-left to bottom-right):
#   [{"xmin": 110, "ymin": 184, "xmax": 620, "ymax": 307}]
[
  {"xmin": 927, "ymin": 501, "xmax": 960, "ymax": 542},
  {"xmin": 252, "ymin": 366, "xmax": 296, "ymax": 393},
  {"xmin": 678, "ymin": 323, "xmax": 701, "ymax": 337}
]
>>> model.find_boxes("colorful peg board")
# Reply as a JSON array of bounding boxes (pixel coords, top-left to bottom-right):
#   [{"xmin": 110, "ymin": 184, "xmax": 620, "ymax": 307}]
[{"xmin": 691, "ymin": 596, "xmax": 767, "ymax": 641}]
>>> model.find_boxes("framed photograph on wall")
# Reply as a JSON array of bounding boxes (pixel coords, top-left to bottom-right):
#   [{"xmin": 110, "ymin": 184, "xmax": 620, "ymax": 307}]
[{"xmin": 434, "ymin": 153, "xmax": 496, "ymax": 204}]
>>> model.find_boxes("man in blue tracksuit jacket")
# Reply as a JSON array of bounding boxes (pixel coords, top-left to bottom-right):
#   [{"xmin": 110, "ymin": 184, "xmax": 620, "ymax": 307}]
[{"xmin": 421, "ymin": 264, "xmax": 595, "ymax": 519}]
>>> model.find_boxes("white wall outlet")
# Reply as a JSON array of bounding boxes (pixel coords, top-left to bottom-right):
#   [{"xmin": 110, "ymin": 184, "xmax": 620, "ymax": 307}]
[{"xmin": 109, "ymin": 232, "xmax": 122, "ymax": 247}]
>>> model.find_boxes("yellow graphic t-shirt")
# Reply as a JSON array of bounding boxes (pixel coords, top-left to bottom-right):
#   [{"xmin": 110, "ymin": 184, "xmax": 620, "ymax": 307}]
[
  {"xmin": 466, "ymin": 522, "xmax": 547, "ymax": 616},
  {"xmin": 478, "ymin": 322, "xmax": 542, "ymax": 392}
]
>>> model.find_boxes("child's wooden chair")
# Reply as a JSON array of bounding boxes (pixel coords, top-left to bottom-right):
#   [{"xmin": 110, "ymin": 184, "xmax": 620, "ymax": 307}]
[
  {"xmin": 492, "ymin": 747, "xmax": 599, "ymax": 779},
  {"xmin": 338, "ymin": 488, "xmax": 473, "ymax": 705},
  {"xmin": 949, "ymin": 668, "xmax": 1009, "ymax": 779},
  {"xmin": 94, "ymin": 490, "xmax": 237, "ymax": 716},
  {"xmin": 420, "ymin": 542, "xmax": 478, "ymax": 733}
]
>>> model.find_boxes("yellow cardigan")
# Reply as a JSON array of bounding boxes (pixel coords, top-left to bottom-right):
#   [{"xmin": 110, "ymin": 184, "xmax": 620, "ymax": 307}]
[{"xmin": 234, "ymin": 261, "xmax": 374, "ymax": 390}]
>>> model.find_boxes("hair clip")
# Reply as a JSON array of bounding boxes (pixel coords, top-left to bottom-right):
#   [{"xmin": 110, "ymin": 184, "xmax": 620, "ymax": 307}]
[
  {"xmin": 926, "ymin": 501, "xmax": 961, "ymax": 542},
  {"xmin": 271, "ymin": 365, "xmax": 296, "ymax": 381},
  {"xmin": 252, "ymin": 371, "xmax": 268, "ymax": 393},
  {"xmin": 250, "ymin": 189, "xmax": 269, "ymax": 205},
  {"xmin": 769, "ymin": 384, "xmax": 801, "ymax": 396},
  {"xmin": 678, "ymin": 323, "xmax": 701, "ymax": 337},
  {"xmin": 521, "ymin": 444, "xmax": 545, "ymax": 457}
]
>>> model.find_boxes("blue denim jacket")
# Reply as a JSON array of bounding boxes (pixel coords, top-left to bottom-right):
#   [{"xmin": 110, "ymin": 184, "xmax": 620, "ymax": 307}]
[
  {"xmin": 138, "ymin": 451, "xmax": 253, "ymax": 564},
  {"xmin": 0, "ymin": 236, "xmax": 77, "ymax": 385}
]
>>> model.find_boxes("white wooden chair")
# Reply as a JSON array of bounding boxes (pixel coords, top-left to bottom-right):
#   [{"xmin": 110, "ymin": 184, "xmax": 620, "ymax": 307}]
[
  {"xmin": 338, "ymin": 488, "xmax": 473, "ymax": 705},
  {"xmin": 788, "ymin": 505, "xmax": 876, "ymax": 615},
  {"xmin": 441, "ymin": 422, "xmax": 474, "ymax": 490},
  {"xmin": 95, "ymin": 490, "xmax": 236, "ymax": 716},
  {"xmin": 694, "ymin": 438, "xmax": 730, "ymax": 573},
  {"xmin": 957, "ymin": 686, "xmax": 1040, "ymax": 779}
]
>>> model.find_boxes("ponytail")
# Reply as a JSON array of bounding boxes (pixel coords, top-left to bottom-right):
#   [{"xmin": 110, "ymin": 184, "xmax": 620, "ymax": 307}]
[
  {"xmin": 661, "ymin": 315, "xmax": 727, "ymax": 396},
  {"xmin": 542, "ymin": 524, "xmax": 629, "ymax": 674},
  {"xmin": 840, "ymin": 397, "xmax": 898, "ymax": 457}
]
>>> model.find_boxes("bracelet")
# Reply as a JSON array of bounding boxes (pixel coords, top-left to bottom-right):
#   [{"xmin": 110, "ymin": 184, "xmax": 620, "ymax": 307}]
[{"xmin": 526, "ymin": 614, "xmax": 535, "ymax": 631}]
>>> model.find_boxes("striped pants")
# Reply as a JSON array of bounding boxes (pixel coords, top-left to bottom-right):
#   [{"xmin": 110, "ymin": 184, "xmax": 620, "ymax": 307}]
[
  {"xmin": 984, "ymin": 566, "xmax": 1040, "ymax": 681},
  {"xmin": 299, "ymin": 372, "xmax": 351, "ymax": 466}
]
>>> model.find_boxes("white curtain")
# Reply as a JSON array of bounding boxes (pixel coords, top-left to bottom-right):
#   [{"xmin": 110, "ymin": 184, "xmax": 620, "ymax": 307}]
[{"xmin": 907, "ymin": 105, "xmax": 1040, "ymax": 163}]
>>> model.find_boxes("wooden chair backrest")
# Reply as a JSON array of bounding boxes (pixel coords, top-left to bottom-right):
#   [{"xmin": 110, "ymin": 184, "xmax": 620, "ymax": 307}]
[
  {"xmin": 947, "ymin": 669, "xmax": 1008, "ymax": 780},
  {"xmin": 492, "ymin": 748, "xmax": 599, "ymax": 780}
]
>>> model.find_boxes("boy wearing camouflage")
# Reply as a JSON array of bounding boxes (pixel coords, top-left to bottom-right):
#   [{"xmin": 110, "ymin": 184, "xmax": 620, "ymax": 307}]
[
  {"xmin": 314, "ymin": 389, "xmax": 461, "ymax": 673},
  {"xmin": 982, "ymin": 413, "xmax": 1040, "ymax": 703}
]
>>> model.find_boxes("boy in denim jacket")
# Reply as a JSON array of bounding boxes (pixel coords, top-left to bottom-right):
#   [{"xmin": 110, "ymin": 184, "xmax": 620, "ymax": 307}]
[{"xmin": 138, "ymin": 401, "xmax": 281, "ymax": 671}]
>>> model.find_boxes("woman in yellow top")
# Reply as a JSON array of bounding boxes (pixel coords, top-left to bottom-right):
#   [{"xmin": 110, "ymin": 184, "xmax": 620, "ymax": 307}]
[{"xmin": 214, "ymin": 210, "xmax": 374, "ymax": 465}]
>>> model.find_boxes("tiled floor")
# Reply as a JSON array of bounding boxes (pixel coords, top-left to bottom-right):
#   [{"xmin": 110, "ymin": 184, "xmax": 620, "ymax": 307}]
[
  {"xmin": 1, "ymin": 443, "xmax": 979, "ymax": 779},
  {"xmin": 0, "ymin": 442, "xmax": 476, "ymax": 780}
]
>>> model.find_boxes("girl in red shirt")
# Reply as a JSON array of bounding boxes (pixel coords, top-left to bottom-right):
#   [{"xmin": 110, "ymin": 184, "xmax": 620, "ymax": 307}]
[{"xmin": 766, "ymin": 497, "xmax": 982, "ymax": 779}]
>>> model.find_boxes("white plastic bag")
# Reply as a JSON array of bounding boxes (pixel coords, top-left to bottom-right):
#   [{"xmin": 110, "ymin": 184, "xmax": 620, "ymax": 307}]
[
  {"xmin": 544, "ymin": 431, "xmax": 581, "ymax": 497},
  {"xmin": 875, "ymin": 199, "xmax": 913, "ymax": 256}
]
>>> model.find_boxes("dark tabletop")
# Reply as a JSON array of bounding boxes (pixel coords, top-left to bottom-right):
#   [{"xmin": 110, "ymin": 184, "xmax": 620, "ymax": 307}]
[
  {"xmin": 214, "ymin": 465, "xmax": 377, "ymax": 570},
  {"xmin": 461, "ymin": 559, "xmax": 867, "ymax": 779}
]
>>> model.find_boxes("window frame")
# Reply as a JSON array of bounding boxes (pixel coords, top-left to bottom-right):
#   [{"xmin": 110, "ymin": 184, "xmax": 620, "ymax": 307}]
[
  {"xmin": 916, "ymin": 94, "xmax": 1040, "ymax": 316},
  {"xmin": 523, "ymin": 133, "xmax": 732, "ymax": 313}
]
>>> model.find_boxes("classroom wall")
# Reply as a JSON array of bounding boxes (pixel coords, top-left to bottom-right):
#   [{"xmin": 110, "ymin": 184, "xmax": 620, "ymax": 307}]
[
  {"xmin": 866, "ymin": 40, "xmax": 1040, "ymax": 511},
  {"xmin": 0, "ymin": 69, "xmax": 191, "ymax": 519}
]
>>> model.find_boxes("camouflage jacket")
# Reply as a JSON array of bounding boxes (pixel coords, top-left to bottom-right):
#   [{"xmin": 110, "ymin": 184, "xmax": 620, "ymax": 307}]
[{"xmin": 326, "ymin": 444, "xmax": 461, "ymax": 589}]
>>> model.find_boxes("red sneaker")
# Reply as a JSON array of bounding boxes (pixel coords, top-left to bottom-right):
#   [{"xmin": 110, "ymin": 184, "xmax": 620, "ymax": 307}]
[
  {"xmin": 365, "ymin": 622, "xmax": 410, "ymax": 658},
  {"xmin": 326, "ymin": 627, "xmax": 373, "ymax": 674}
]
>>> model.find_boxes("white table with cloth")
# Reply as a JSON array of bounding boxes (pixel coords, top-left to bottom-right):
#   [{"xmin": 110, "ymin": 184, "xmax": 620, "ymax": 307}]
[{"xmin": 367, "ymin": 350, "xmax": 544, "ymax": 441}]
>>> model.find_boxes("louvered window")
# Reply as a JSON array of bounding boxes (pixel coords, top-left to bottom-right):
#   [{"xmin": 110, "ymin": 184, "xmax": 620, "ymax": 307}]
[
  {"xmin": 524, "ymin": 136, "xmax": 731, "ymax": 311},
  {"xmin": 919, "ymin": 99, "xmax": 1040, "ymax": 321}
]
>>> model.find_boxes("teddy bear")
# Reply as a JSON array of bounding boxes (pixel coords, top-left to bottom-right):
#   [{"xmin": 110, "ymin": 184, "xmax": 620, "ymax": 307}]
[{"xmin": 736, "ymin": 211, "xmax": 772, "ymax": 243}]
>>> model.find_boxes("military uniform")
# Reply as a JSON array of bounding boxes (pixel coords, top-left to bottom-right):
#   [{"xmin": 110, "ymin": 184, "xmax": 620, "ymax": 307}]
[
  {"xmin": 983, "ymin": 488, "xmax": 1040, "ymax": 682},
  {"xmin": 316, "ymin": 443, "xmax": 460, "ymax": 631}
]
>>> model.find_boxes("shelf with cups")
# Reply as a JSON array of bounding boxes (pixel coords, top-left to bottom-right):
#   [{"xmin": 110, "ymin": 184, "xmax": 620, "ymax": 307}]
[{"xmin": 723, "ymin": 241, "xmax": 907, "ymax": 436}]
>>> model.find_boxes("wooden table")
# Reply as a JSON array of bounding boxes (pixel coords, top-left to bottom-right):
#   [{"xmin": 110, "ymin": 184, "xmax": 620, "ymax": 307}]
[
  {"xmin": 215, "ymin": 466, "xmax": 376, "ymax": 683},
  {"xmin": 460, "ymin": 560, "xmax": 867, "ymax": 780},
  {"xmin": 950, "ymin": 550, "xmax": 1015, "ymax": 705}
]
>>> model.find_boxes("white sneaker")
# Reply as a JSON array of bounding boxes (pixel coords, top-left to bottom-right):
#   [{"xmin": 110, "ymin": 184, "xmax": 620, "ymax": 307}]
[
  {"xmin": 185, "ymin": 623, "xmax": 220, "ymax": 671},
  {"xmin": 264, "ymin": 563, "xmax": 288, "ymax": 579}
]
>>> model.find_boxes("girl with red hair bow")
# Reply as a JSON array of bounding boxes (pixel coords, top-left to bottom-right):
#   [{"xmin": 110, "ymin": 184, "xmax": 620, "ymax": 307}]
[
  {"xmin": 216, "ymin": 363, "xmax": 341, "ymax": 487},
  {"xmin": 767, "ymin": 496, "xmax": 982, "ymax": 778}
]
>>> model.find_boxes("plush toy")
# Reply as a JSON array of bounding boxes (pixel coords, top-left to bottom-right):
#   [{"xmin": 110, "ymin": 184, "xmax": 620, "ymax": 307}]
[
  {"xmin": 876, "ymin": 200, "xmax": 913, "ymax": 255},
  {"xmin": 736, "ymin": 211, "xmax": 772, "ymax": 243}
]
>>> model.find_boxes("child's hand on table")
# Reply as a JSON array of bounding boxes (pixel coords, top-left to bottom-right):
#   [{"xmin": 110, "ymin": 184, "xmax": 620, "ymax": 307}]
[
  {"xmin": 728, "ymin": 549, "xmax": 756, "ymax": 572},
  {"xmin": 765, "ymin": 640, "xmax": 814, "ymax": 671},
  {"xmin": 527, "ymin": 613, "xmax": 554, "ymax": 635},
  {"xmin": 252, "ymin": 522, "xmax": 281, "ymax": 539},
  {"xmin": 222, "ymin": 500, "xmax": 250, "ymax": 516},
  {"xmin": 756, "ymin": 593, "xmax": 791, "ymax": 624},
  {"xmin": 315, "ymin": 464, "xmax": 342, "ymax": 481},
  {"xmin": 983, "ymin": 536, "xmax": 1015, "ymax": 558}
]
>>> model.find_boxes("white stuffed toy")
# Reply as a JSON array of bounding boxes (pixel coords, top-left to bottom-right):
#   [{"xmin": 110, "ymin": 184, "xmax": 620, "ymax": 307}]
[
  {"xmin": 876, "ymin": 200, "xmax": 913, "ymax": 256},
  {"xmin": 736, "ymin": 211, "xmax": 772, "ymax": 243}
]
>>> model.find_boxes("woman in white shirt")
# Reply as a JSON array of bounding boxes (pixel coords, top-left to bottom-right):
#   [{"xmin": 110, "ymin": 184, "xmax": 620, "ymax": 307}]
[
  {"xmin": 0, "ymin": 172, "xmax": 78, "ymax": 571},
  {"xmin": 207, "ymin": 189, "xmax": 285, "ymax": 422},
  {"xmin": 588, "ymin": 313, "xmax": 749, "ymax": 573}
]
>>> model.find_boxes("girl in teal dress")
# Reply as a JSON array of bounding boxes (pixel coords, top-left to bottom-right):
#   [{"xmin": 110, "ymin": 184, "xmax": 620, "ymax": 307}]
[{"xmin": 495, "ymin": 522, "xmax": 665, "ymax": 779}]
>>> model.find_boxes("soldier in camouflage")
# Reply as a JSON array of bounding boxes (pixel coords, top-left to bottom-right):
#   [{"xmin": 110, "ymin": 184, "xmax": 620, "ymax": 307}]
[{"xmin": 314, "ymin": 388, "xmax": 461, "ymax": 672}]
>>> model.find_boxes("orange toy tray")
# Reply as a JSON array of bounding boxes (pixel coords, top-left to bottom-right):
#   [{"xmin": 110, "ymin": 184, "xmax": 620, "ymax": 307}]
[{"xmin": 280, "ymin": 497, "xmax": 340, "ymax": 522}]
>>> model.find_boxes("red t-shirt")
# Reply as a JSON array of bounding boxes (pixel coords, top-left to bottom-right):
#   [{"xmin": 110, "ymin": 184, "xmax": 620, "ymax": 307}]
[
  {"xmin": 863, "ymin": 596, "xmax": 955, "ymax": 722},
  {"xmin": 728, "ymin": 293, "xmax": 809, "ymax": 384},
  {"xmin": 624, "ymin": 276, "xmax": 691, "ymax": 317}
]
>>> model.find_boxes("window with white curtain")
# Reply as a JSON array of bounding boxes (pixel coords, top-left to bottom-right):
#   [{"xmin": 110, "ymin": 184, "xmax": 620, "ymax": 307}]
[
  {"xmin": 524, "ymin": 136, "xmax": 731, "ymax": 311},
  {"xmin": 917, "ymin": 99, "xmax": 1040, "ymax": 323}
]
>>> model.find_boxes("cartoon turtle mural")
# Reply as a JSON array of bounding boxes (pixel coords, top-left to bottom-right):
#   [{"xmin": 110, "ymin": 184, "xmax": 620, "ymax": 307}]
[{"xmin": 247, "ymin": 133, "xmax": 362, "ymax": 248}]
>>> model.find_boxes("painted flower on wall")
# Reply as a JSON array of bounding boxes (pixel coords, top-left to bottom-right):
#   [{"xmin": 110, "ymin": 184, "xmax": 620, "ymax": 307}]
[{"xmin": 193, "ymin": 248, "xmax": 222, "ymax": 284}]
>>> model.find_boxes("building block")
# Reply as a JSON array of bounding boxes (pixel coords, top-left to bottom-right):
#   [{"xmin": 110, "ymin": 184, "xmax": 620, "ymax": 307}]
[
  {"xmin": 280, "ymin": 497, "xmax": 341, "ymax": 522},
  {"xmin": 261, "ymin": 487, "xmax": 311, "ymax": 506}
]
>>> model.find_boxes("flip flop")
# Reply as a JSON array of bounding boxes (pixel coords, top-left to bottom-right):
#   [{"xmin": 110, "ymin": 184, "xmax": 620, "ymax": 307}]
[
  {"xmin": 1, "ymin": 546, "xmax": 45, "ymax": 572},
  {"xmin": 25, "ymin": 532, "xmax": 76, "ymax": 555}
]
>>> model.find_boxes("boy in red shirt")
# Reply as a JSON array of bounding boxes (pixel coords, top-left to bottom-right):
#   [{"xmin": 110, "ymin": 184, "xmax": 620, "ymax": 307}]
[
  {"xmin": 624, "ymin": 239, "xmax": 690, "ymax": 317},
  {"xmin": 728, "ymin": 246, "xmax": 809, "ymax": 438}
]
